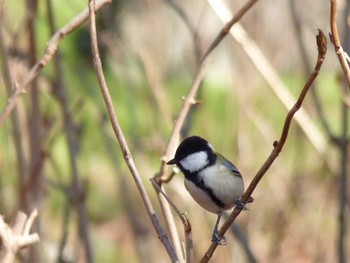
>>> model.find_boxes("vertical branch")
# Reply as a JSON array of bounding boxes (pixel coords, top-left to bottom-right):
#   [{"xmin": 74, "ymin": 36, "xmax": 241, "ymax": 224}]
[
  {"xmin": 0, "ymin": 10, "xmax": 27, "ymax": 191},
  {"xmin": 88, "ymin": 1, "xmax": 179, "ymax": 262},
  {"xmin": 25, "ymin": 0, "xmax": 42, "ymax": 261},
  {"xmin": 337, "ymin": 103, "xmax": 348, "ymax": 263},
  {"xmin": 200, "ymin": 30, "xmax": 327, "ymax": 263},
  {"xmin": 45, "ymin": 0, "xmax": 94, "ymax": 262},
  {"xmin": 289, "ymin": 0, "xmax": 335, "ymax": 139},
  {"xmin": 336, "ymin": 1, "xmax": 350, "ymax": 262},
  {"xmin": 330, "ymin": 0, "xmax": 350, "ymax": 92}
]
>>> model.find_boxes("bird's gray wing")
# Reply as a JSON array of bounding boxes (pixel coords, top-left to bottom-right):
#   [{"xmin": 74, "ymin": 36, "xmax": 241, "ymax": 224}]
[{"xmin": 216, "ymin": 153, "xmax": 242, "ymax": 177}]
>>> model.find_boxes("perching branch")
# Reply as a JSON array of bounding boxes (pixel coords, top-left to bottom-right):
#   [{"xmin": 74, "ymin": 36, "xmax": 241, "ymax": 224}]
[
  {"xmin": 200, "ymin": 30, "xmax": 327, "ymax": 263},
  {"xmin": 0, "ymin": 0, "xmax": 111, "ymax": 127},
  {"xmin": 88, "ymin": 1, "xmax": 178, "ymax": 262},
  {"xmin": 0, "ymin": 210, "xmax": 40, "ymax": 263},
  {"xmin": 151, "ymin": 1, "xmax": 259, "ymax": 261}
]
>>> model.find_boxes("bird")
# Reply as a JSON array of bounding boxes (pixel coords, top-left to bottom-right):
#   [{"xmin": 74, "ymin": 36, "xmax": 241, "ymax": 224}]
[{"xmin": 167, "ymin": 135, "xmax": 247, "ymax": 245}]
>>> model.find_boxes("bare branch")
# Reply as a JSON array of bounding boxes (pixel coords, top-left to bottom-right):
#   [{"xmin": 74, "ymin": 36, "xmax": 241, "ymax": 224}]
[{"xmin": 200, "ymin": 30, "xmax": 327, "ymax": 263}]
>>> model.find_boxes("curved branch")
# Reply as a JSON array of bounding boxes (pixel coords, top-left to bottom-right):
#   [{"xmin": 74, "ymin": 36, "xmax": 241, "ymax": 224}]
[{"xmin": 200, "ymin": 30, "xmax": 327, "ymax": 263}]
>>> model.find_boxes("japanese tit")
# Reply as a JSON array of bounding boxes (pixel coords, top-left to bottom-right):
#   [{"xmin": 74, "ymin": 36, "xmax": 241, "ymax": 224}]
[{"xmin": 167, "ymin": 136, "xmax": 246, "ymax": 245}]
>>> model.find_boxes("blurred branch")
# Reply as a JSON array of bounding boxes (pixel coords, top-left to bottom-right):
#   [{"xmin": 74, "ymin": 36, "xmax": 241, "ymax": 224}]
[
  {"xmin": 0, "ymin": 210, "xmax": 40, "ymax": 263},
  {"xmin": 164, "ymin": 0, "xmax": 204, "ymax": 142},
  {"xmin": 0, "ymin": 12, "xmax": 27, "ymax": 189},
  {"xmin": 88, "ymin": 1, "xmax": 179, "ymax": 262},
  {"xmin": 0, "ymin": 0, "xmax": 111, "ymax": 127},
  {"xmin": 330, "ymin": 0, "xmax": 350, "ymax": 107},
  {"xmin": 230, "ymin": 223, "xmax": 258, "ymax": 263},
  {"xmin": 289, "ymin": 0, "xmax": 336, "ymax": 141},
  {"xmin": 337, "ymin": 96, "xmax": 349, "ymax": 263},
  {"xmin": 200, "ymin": 30, "xmax": 327, "ymax": 262},
  {"xmin": 46, "ymin": 0, "xmax": 93, "ymax": 262},
  {"xmin": 336, "ymin": 1, "xmax": 350, "ymax": 262},
  {"xmin": 164, "ymin": 0, "xmax": 203, "ymax": 74},
  {"xmin": 208, "ymin": 0, "xmax": 327, "ymax": 156}
]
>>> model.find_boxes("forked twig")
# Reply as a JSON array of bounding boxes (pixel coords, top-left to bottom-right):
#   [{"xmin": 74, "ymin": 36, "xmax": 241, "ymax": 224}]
[
  {"xmin": 0, "ymin": 210, "xmax": 40, "ymax": 263},
  {"xmin": 150, "ymin": 178, "xmax": 193, "ymax": 263},
  {"xmin": 200, "ymin": 30, "xmax": 327, "ymax": 263}
]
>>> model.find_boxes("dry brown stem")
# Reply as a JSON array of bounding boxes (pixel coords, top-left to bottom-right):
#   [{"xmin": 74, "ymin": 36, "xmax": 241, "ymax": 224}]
[{"xmin": 200, "ymin": 30, "xmax": 327, "ymax": 263}]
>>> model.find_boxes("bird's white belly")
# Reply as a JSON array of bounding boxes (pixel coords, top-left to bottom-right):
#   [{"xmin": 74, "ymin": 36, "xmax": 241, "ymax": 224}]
[
  {"xmin": 184, "ymin": 179, "xmax": 222, "ymax": 214},
  {"xmin": 184, "ymin": 165, "xmax": 244, "ymax": 214}
]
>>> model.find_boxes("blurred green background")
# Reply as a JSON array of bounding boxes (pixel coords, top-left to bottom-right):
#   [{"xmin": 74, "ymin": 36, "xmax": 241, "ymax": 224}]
[{"xmin": 0, "ymin": 0, "xmax": 349, "ymax": 262}]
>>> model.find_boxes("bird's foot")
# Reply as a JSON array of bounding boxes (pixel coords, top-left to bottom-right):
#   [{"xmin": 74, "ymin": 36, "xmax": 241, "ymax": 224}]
[
  {"xmin": 235, "ymin": 200, "xmax": 248, "ymax": 211},
  {"xmin": 211, "ymin": 232, "xmax": 227, "ymax": 246}
]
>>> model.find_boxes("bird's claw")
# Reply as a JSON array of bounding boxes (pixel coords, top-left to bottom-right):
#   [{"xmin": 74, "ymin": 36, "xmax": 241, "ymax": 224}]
[
  {"xmin": 212, "ymin": 233, "xmax": 227, "ymax": 246},
  {"xmin": 235, "ymin": 200, "xmax": 248, "ymax": 211}
]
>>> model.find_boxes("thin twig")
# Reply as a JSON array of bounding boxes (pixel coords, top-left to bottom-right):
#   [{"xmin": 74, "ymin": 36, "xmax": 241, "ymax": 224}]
[
  {"xmin": 330, "ymin": 0, "xmax": 350, "ymax": 100},
  {"xmin": 200, "ymin": 30, "xmax": 327, "ymax": 263},
  {"xmin": 151, "ymin": 178, "xmax": 193, "ymax": 263},
  {"xmin": 150, "ymin": 180, "xmax": 192, "ymax": 236},
  {"xmin": 88, "ymin": 1, "xmax": 179, "ymax": 262},
  {"xmin": 0, "ymin": 0, "xmax": 111, "ymax": 127}
]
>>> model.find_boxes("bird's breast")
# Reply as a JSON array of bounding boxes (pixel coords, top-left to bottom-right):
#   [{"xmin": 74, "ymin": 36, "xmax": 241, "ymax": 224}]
[{"xmin": 184, "ymin": 164, "xmax": 244, "ymax": 214}]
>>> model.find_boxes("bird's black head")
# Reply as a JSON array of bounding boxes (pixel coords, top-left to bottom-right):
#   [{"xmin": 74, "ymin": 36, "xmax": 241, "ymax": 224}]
[{"xmin": 167, "ymin": 136, "xmax": 216, "ymax": 174}]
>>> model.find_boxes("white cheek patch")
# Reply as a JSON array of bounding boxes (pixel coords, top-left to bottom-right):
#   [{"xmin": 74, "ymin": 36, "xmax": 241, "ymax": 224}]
[{"xmin": 179, "ymin": 151, "xmax": 209, "ymax": 172}]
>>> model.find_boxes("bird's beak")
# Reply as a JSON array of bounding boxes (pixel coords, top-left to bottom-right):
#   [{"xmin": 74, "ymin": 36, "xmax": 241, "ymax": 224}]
[{"xmin": 167, "ymin": 158, "xmax": 176, "ymax": 165}]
